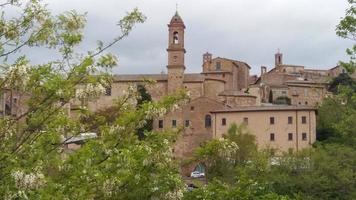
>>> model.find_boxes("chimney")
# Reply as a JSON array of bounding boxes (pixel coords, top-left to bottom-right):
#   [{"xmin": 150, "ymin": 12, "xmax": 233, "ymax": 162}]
[
  {"xmin": 261, "ymin": 66, "xmax": 267, "ymax": 83},
  {"xmin": 202, "ymin": 52, "xmax": 212, "ymax": 72},
  {"xmin": 275, "ymin": 50, "xmax": 283, "ymax": 66},
  {"xmin": 261, "ymin": 66, "xmax": 267, "ymax": 76}
]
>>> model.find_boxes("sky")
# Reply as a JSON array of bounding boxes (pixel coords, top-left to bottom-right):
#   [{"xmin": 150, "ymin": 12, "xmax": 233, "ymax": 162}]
[{"xmin": 37, "ymin": 0, "xmax": 353, "ymax": 76}]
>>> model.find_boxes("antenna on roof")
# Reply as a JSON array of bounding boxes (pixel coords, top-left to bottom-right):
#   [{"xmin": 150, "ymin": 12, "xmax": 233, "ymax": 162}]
[{"xmin": 176, "ymin": 3, "xmax": 178, "ymax": 13}]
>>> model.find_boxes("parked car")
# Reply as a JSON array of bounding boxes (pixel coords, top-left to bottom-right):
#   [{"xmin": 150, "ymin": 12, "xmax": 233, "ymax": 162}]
[{"xmin": 190, "ymin": 171, "xmax": 205, "ymax": 178}]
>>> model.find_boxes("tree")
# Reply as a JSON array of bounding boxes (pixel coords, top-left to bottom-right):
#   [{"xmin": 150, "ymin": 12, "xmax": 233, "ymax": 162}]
[
  {"xmin": 136, "ymin": 84, "xmax": 153, "ymax": 139},
  {"xmin": 224, "ymin": 123, "xmax": 257, "ymax": 164},
  {"xmin": 193, "ymin": 123, "xmax": 256, "ymax": 182},
  {"xmin": 0, "ymin": 1, "xmax": 189, "ymax": 198},
  {"xmin": 263, "ymin": 144, "xmax": 356, "ymax": 200},
  {"xmin": 188, "ymin": 124, "xmax": 291, "ymax": 199},
  {"xmin": 336, "ymin": 0, "xmax": 356, "ymax": 73},
  {"xmin": 183, "ymin": 178, "xmax": 292, "ymax": 200},
  {"xmin": 328, "ymin": 73, "xmax": 356, "ymax": 94},
  {"xmin": 316, "ymin": 0, "xmax": 356, "ymax": 144}
]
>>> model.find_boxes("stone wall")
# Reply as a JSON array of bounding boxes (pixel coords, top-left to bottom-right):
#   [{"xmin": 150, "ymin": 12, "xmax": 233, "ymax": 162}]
[
  {"xmin": 184, "ymin": 82, "xmax": 203, "ymax": 100},
  {"xmin": 225, "ymin": 95, "xmax": 257, "ymax": 107},
  {"xmin": 153, "ymin": 97, "xmax": 227, "ymax": 175},
  {"xmin": 237, "ymin": 62, "xmax": 249, "ymax": 90},
  {"xmin": 203, "ymin": 79, "xmax": 225, "ymax": 100},
  {"xmin": 288, "ymin": 85, "xmax": 326, "ymax": 106}
]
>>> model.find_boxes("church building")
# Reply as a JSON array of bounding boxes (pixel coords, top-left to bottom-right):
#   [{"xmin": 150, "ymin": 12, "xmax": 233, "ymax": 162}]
[{"xmin": 72, "ymin": 12, "xmax": 317, "ymax": 174}]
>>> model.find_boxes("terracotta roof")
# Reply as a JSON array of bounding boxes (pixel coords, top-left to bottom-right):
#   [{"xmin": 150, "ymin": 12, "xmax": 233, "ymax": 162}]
[
  {"xmin": 113, "ymin": 74, "xmax": 167, "ymax": 82},
  {"xmin": 214, "ymin": 57, "xmax": 251, "ymax": 69},
  {"xmin": 286, "ymin": 80, "xmax": 327, "ymax": 85},
  {"xmin": 219, "ymin": 90, "xmax": 257, "ymax": 97},
  {"xmin": 211, "ymin": 105, "xmax": 316, "ymax": 113},
  {"xmin": 183, "ymin": 73, "xmax": 204, "ymax": 82},
  {"xmin": 170, "ymin": 11, "xmax": 184, "ymax": 24},
  {"xmin": 201, "ymin": 71, "xmax": 232, "ymax": 74},
  {"xmin": 329, "ymin": 65, "xmax": 341, "ymax": 71},
  {"xmin": 187, "ymin": 96, "xmax": 231, "ymax": 108},
  {"xmin": 269, "ymin": 85, "xmax": 289, "ymax": 89},
  {"xmin": 113, "ymin": 73, "xmax": 204, "ymax": 83},
  {"xmin": 304, "ymin": 69, "xmax": 329, "ymax": 72},
  {"xmin": 279, "ymin": 64, "xmax": 305, "ymax": 68}
]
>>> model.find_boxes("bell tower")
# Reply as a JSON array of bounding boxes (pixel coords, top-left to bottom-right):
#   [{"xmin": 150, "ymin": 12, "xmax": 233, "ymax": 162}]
[{"xmin": 167, "ymin": 11, "xmax": 186, "ymax": 94}]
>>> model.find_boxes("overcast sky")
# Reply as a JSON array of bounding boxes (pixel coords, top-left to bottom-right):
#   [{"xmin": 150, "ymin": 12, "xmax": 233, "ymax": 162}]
[{"xmin": 39, "ymin": 0, "xmax": 353, "ymax": 76}]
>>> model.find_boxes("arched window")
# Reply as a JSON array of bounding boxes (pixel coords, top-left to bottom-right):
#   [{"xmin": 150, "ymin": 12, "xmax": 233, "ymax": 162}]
[
  {"xmin": 205, "ymin": 114, "xmax": 211, "ymax": 128},
  {"xmin": 173, "ymin": 31, "xmax": 179, "ymax": 44}
]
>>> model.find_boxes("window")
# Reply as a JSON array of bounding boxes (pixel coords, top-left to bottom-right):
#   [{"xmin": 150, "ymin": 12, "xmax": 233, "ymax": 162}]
[
  {"xmin": 282, "ymin": 91, "xmax": 287, "ymax": 95},
  {"xmin": 172, "ymin": 120, "xmax": 177, "ymax": 128},
  {"xmin": 302, "ymin": 116, "xmax": 307, "ymax": 124},
  {"xmin": 216, "ymin": 62, "xmax": 221, "ymax": 70},
  {"xmin": 288, "ymin": 133, "xmax": 293, "ymax": 141},
  {"xmin": 158, "ymin": 120, "xmax": 163, "ymax": 129},
  {"xmin": 190, "ymin": 106, "xmax": 194, "ymax": 111},
  {"xmin": 243, "ymin": 117, "xmax": 248, "ymax": 124},
  {"xmin": 270, "ymin": 133, "xmax": 275, "ymax": 141},
  {"xmin": 304, "ymin": 88, "xmax": 309, "ymax": 97},
  {"xmin": 13, "ymin": 98, "xmax": 17, "ymax": 104},
  {"xmin": 105, "ymin": 86, "xmax": 112, "ymax": 96},
  {"xmin": 288, "ymin": 116, "xmax": 293, "ymax": 124},
  {"xmin": 185, "ymin": 120, "xmax": 190, "ymax": 127},
  {"xmin": 302, "ymin": 133, "xmax": 307, "ymax": 141},
  {"xmin": 173, "ymin": 31, "xmax": 179, "ymax": 44},
  {"xmin": 205, "ymin": 115, "xmax": 212, "ymax": 128},
  {"xmin": 305, "ymin": 101, "xmax": 308, "ymax": 105},
  {"xmin": 221, "ymin": 118, "xmax": 226, "ymax": 126},
  {"xmin": 270, "ymin": 117, "xmax": 275, "ymax": 125}
]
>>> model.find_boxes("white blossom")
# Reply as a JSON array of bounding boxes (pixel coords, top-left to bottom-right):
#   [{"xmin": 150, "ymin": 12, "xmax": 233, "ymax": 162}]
[
  {"xmin": 164, "ymin": 189, "xmax": 184, "ymax": 200},
  {"xmin": 75, "ymin": 83, "xmax": 106, "ymax": 99},
  {"xmin": 186, "ymin": 90, "xmax": 191, "ymax": 98},
  {"xmin": 172, "ymin": 104, "xmax": 180, "ymax": 111},
  {"xmin": 11, "ymin": 170, "xmax": 44, "ymax": 189},
  {"xmin": 6, "ymin": 64, "xmax": 30, "ymax": 88}
]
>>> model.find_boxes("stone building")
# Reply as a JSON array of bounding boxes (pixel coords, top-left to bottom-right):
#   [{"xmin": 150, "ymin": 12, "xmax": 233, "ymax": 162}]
[
  {"xmin": 211, "ymin": 106, "xmax": 316, "ymax": 153},
  {"xmin": 77, "ymin": 12, "xmax": 322, "ymax": 175},
  {"xmin": 252, "ymin": 51, "xmax": 355, "ymax": 106},
  {"xmin": 83, "ymin": 12, "xmax": 255, "ymax": 162},
  {"xmin": 1, "ymin": 9, "xmax": 355, "ymax": 177}
]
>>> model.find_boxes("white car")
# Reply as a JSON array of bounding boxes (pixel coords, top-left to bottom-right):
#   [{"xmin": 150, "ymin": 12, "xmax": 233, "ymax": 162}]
[{"xmin": 190, "ymin": 171, "xmax": 205, "ymax": 178}]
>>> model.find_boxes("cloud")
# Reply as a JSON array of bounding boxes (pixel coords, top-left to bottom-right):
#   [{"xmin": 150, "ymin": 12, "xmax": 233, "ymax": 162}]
[{"xmin": 35, "ymin": 0, "xmax": 354, "ymax": 75}]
